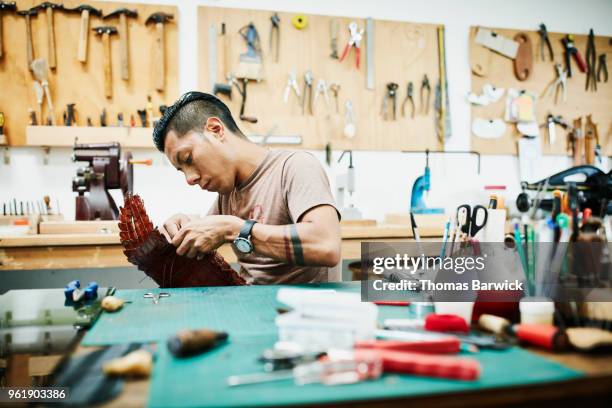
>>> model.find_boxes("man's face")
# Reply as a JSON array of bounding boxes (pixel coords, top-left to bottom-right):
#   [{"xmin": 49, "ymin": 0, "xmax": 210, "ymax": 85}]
[{"xmin": 164, "ymin": 125, "xmax": 236, "ymax": 194}]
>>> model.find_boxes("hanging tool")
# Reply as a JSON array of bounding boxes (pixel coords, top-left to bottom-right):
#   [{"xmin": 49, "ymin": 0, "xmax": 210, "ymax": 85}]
[
  {"xmin": 435, "ymin": 26, "xmax": 451, "ymax": 143},
  {"xmin": 339, "ymin": 21, "xmax": 363, "ymax": 69},
  {"xmin": 329, "ymin": 18, "xmax": 339, "ymax": 59},
  {"xmin": 401, "ymin": 82, "xmax": 415, "ymax": 118},
  {"xmin": 17, "ymin": 8, "xmax": 38, "ymax": 68},
  {"xmin": 513, "ymin": 32, "xmax": 533, "ymax": 81},
  {"xmin": 584, "ymin": 115, "xmax": 599, "ymax": 165},
  {"xmin": 410, "ymin": 150, "xmax": 444, "ymax": 214},
  {"xmin": 474, "ymin": 27, "xmax": 518, "ymax": 59},
  {"xmin": 381, "ymin": 82, "xmax": 399, "ymax": 121},
  {"xmin": 92, "ymin": 26, "xmax": 118, "ymax": 99},
  {"xmin": 344, "ymin": 101, "xmax": 356, "ymax": 138},
  {"xmin": 231, "ymin": 77, "xmax": 258, "ymax": 123},
  {"xmin": 366, "ymin": 17, "xmax": 374, "ymax": 90},
  {"xmin": 546, "ymin": 114, "xmax": 571, "ymax": 146},
  {"xmin": 269, "ymin": 13, "xmax": 280, "ymax": 63},
  {"xmin": 103, "ymin": 8, "xmax": 137, "ymax": 80},
  {"xmin": 313, "ymin": 78, "xmax": 330, "ymax": 109},
  {"xmin": 597, "ymin": 54, "xmax": 608, "ymax": 82},
  {"xmin": 63, "ymin": 103, "xmax": 76, "ymax": 126},
  {"xmin": 301, "ymin": 70, "xmax": 313, "ymax": 115},
  {"xmin": 329, "ymin": 83, "xmax": 340, "ymax": 113},
  {"xmin": 0, "ymin": 112, "xmax": 5, "ymax": 145},
  {"xmin": 291, "ymin": 14, "xmax": 307, "ymax": 30},
  {"xmin": 585, "ymin": 29, "xmax": 597, "ymax": 92},
  {"xmin": 283, "ymin": 69, "xmax": 300, "ymax": 104},
  {"xmin": 569, "ymin": 117, "xmax": 584, "ymax": 166},
  {"xmin": 35, "ymin": 2, "xmax": 65, "ymax": 70},
  {"xmin": 537, "ymin": 23, "xmax": 554, "ymax": 61},
  {"xmin": 67, "ymin": 4, "xmax": 102, "ymax": 64},
  {"xmin": 542, "ymin": 63, "xmax": 567, "ymax": 104},
  {"xmin": 31, "ymin": 58, "xmax": 55, "ymax": 124},
  {"xmin": 143, "ymin": 292, "xmax": 170, "ymax": 304},
  {"xmin": 420, "ymin": 74, "xmax": 431, "ymax": 115},
  {"xmin": 146, "ymin": 12, "xmax": 173, "ymax": 91},
  {"xmin": 236, "ymin": 22, "xmax": 264, "ymax": 81},
  {"xmin": 32, "ymin": 80, "xmax": 44, "ymax": 124},
  {"xmin": 561, "ymin": 34, "xmax": 586, "ymax": 78},
  {"xmin": 0, "ymin": 2, "xmax": 16, "ymax": 59}
]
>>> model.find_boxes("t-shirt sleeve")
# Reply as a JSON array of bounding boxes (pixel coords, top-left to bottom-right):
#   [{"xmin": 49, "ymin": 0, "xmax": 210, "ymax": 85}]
[{"xmin": 282, "ymin": 152, "xmax": 340, "ymax": 222}]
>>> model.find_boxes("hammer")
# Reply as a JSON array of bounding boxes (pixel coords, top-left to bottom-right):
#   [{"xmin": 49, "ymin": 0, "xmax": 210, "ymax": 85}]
[
  {"xmin": 0, "ymin": 2, "xmax": 16, "ymax": 59},
  {"xmin": 103, "ymin": 8, "xmax": 137, "ymax": 81},
  {"xmin": 92, "ymin": 26, "xmax": 118, "ymax": 99},
  {"xmin": 67, "ymin": 4, "xmax": 102, "ymax": 63},
  {"xmin": 35, "ymin": 2, "xmax": 65, "ymax": 70},
  {"xmin": 146, "ymin": 12, "xmax": 173, "ymax": 92},
  {"xmin": 17, "ymin": 8, "xmax": 38, "ymax": 67}
]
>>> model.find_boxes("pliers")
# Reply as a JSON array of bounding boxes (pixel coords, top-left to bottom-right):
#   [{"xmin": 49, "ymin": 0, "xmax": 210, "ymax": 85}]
[
  {"xmin": 381, "ymin": 82, "xmax": 399, "ymax": 120},
  {"xmin": 561, "ymin": 34, "xmax": 587, "ymax": 78},
  {"xmin": 302, "ymin": 70, "xmax": 313, "ymax": 115},
  {"xmin": 313, "ymin": 78, "xmax": 330, "ymax": 109},
  {"xmin": 597, "ymin": 54, "xmax": 608, "ymax": 83},
  {"xmin": 542, "ymin": 63, "xmax": 567, "ymax": 104},
  {"xmin": 420, "ymin": 74, "xmax": 431, "ymax": 115},
  {"xmin": 585, "ymin": 29, "xmax": 597, "ymax": 92},
  {"xmin": 339, "ymin": 21, "xmax": 363, "ymax": 69},
  {"xmin": 538, "ymin": 23, "xmax": 554, "ymax": 61},
  {"xmin": 401, "ymin": 82, "xmax": 415, "ymax": 118},
  {"xmin": 283, "ymin": 69, "xmax": 300, "ymax": 103}
]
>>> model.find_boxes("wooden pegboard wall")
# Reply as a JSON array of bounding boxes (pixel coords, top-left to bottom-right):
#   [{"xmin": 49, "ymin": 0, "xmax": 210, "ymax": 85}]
[
  {"xmin": 0, "ymin": 0, "xmax": 179, "ymax": 146},
  {"xmin": 469, "ymin": 26, "xmax": 611, "ymax": 156},
  {"xmin": 198, "ymin": 6, "xmax": 446, "ymax": 151}
]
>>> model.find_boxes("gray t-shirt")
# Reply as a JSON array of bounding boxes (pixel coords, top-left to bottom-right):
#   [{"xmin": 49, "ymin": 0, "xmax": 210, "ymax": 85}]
[{"xmin": 209, "ymin": 150, "xmax": 340, "ymax": 284}]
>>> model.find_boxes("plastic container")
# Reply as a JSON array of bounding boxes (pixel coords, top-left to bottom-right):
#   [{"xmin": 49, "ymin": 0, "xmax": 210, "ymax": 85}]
[{"xmin": 519, "ymin": 297, "xmax": 554, "ymax": 325}]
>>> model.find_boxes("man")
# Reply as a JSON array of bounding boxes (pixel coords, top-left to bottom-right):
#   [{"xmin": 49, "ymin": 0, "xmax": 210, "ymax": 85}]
[{"xmin": 152, "ymin": 91, "xmax": 341, "ymax": 284}]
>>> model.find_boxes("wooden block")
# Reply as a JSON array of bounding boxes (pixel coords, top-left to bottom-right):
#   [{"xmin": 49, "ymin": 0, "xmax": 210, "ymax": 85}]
[
  {"xmin": 340, "ymin": 219, "xmax": 377, "ymax": 227},
  {"xmin": 39, "ymin": 220, "xmax": 119, "ymax": 234}
]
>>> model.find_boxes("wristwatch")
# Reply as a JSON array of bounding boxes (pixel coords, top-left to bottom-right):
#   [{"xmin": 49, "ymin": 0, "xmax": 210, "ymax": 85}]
[{"xmin": 233, "ymin": 220, "xmax": 257, "ymax": 254}]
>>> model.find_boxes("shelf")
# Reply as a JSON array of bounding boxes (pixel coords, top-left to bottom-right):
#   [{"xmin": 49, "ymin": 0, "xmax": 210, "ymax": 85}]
[{"xmin": 25, "ymin": 126, "xmax": 156, "ymax": 148}]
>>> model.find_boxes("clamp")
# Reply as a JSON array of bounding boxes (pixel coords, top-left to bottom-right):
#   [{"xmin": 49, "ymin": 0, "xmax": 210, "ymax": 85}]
[
  {"xmin": 401, "ymin": 82, "xmax": 415, "ymax": 119},
  {"xmin": 537, "ymin": 23, "xmax": 554, "ymax": 61},
  {"xmin": 302, "ymin": 70, "xmax": 313, "ymax": 115},
  {"xmin": 64, "ymin": 280, "xmax": 98, "ymax": 303},
  {"xmin": 313, "ymin": 78, "xmax": 330, "ymax": 109},
  {"xmin": 561, "ymin": 34, "xmax": 586, "ymax": 78},
  {"xmin": 339, "ymin": 21, "xmax": 363, "ymax": 69},
  {"xmin": 381, "ymin": 82, "xmax": 399, "ymax": 121},
  {"xmin": 283, "ymin": 69, "xmax": 300, "ymax": 103},
  {"xmin": 597, "ymin": 54, "xmax": 608, "ymax": 83},
  {"xmin": 542, "ymin": 63, "xmax": 567, "ymax": 104},
  {"xmin": 420, "ymin": 74, "xmax": 431, "ymax": 115}
]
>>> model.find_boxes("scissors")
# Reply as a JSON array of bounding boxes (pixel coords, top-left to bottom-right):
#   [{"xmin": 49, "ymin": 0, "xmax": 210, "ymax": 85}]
[{"xmin": 456, "ymin": 204, "xmax": 488, "ymax": 238}]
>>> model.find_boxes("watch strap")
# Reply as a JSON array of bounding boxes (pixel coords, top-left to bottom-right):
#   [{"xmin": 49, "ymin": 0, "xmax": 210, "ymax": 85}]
[{"xmin": 239, "ymin": 219, "xmax": 257, "ymax": 239}]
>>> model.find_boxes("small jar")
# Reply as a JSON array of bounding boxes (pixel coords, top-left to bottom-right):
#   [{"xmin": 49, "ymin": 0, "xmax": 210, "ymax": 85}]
[{"xmin": 519, "ymin": 297, "xmax": 554, "ymax": 325}]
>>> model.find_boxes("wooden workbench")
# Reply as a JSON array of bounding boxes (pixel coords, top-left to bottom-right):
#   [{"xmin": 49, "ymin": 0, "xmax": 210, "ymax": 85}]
[{"xmin": 0, "ymin": 221, "xmax": 444, "ymax": 270}]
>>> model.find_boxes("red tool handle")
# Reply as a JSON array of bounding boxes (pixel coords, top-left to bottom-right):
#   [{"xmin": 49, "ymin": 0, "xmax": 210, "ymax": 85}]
[
  {"xmin": 355, "ymin": 349, "xmax": 481, "ymax": 381},
  {"xmin": 355, "ymin": 338, "xmax": 461, "ymax": 355},
  {"xmin": 373, "ymin": 301, "xmax": 410, "ymax": 307},
  {"xmin": 355, "ymin": 47, "xmax": 361, "ymax": 69},
  {"xmin": 339, "ymin": 43, "xmax": 350, "ymax": 63},
  {"xmin": 572, "ymin": 50, "xmax": 587, "ymax": 73},
  {"xmin": 515, "ymin": 324, "xmax": 568, "ymax": 351}
]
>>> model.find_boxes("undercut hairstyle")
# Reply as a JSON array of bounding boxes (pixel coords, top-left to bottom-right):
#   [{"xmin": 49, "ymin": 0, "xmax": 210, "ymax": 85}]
[{"xmin": 152, "ymin": 91, "xmax": 244, "ymax": 152}]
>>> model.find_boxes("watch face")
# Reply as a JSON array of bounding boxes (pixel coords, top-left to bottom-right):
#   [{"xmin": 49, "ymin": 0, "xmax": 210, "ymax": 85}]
[{"xmin": 234, "ymin": 237, "xmax": 252, "ymax": 254}]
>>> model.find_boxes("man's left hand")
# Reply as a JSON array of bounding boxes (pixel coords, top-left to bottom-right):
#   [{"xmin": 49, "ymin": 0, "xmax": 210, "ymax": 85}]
[{"xmin": 171, "ymin": 215, "xmax": 241, "ymax": 258}]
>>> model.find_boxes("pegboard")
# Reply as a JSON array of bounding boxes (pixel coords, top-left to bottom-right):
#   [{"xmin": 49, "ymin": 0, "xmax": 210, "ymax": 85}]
[
  {"xmin": 469, "ymin": 26, "xmax": 612, "ymax": 156},
  {"xmin": 0, "ymin": 0, "xmax": 179, "ymax": 146},
  {"xmin": 197, "ymin": 6, "xmax": 446, "ymax": 151}
]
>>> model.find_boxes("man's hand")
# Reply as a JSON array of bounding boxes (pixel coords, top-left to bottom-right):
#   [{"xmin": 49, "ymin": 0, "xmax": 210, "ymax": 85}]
[
  {"xmin": 171, "ymin": 215, "xmax": 242, "ymax": 258},
  {"xmin": 160, "ymin": 213, "xmax": 194, "ymax": 242}
]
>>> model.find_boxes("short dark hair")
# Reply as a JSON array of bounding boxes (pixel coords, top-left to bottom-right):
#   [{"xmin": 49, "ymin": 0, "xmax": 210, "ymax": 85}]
[{"xmin": 152, "ymin": 91, "xmax": 243, "ymax": 152}]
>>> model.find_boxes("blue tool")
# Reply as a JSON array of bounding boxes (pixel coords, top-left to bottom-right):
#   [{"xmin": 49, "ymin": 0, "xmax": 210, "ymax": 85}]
[
  {"xmin": 410, "ymin": 150, "xmax": 444, "ymax": 214},
  {"xmin": 64, "ymin": 280, "xmax": 98, "ymax": 302},
  {"xmin": 456, "ymin": 204, "xmax": 488, "ymax": 237}
]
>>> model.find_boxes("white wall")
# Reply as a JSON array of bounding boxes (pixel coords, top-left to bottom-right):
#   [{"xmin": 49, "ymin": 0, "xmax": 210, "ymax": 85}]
[{"xmin": 1, "ymin": 0, "xmax": 611, "ymax": 225}]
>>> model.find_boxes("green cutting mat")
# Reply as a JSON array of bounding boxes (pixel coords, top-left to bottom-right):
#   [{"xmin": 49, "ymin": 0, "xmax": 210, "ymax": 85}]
[
  {"xmin": 147, "ymin": 335, "xmax": 581, "ymax": 408},
  {"xmin": 83, "ymin": 283, "xmax": 358, "ymax": 346},
  {"xmin": 83, "ymin": 283, "xmax": 582, "ymax": 407}
]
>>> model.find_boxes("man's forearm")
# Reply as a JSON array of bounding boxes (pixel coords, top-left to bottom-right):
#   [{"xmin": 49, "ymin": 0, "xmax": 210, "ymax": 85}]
[{"xmin": 223, "ymin": 217, "xmax": 341, "ymax": 267}]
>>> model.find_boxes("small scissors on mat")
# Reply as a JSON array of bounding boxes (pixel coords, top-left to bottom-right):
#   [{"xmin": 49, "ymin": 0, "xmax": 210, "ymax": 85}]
[
  {"xmin": 144, "ymin": 292, "xmax": 171, "ymax": 304},
  {"xmin": 456, "ymin": 205, "xmax": 488, "ymax": 255}
]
